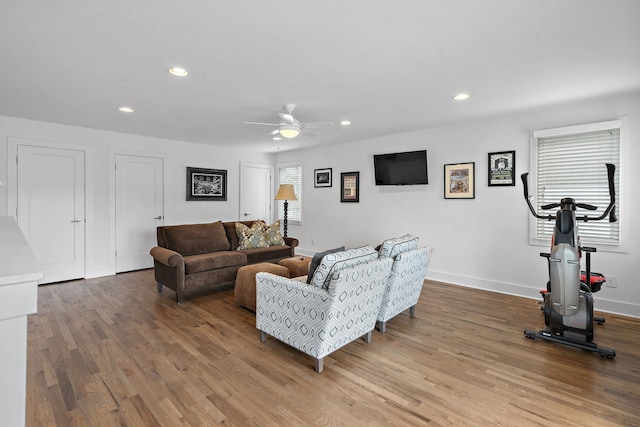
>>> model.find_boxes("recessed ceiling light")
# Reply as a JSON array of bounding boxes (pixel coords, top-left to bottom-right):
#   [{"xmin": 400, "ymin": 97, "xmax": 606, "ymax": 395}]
[
  {"xmin": 453, "ymin": 93, "xmax": 470, "ymax": 101},
  {"xmin": 168, "ymin": 67, "xmax": 189, "ymax": 77},
  {"xmin": 340, "ymin": 120, "xmax": 351, "ymax": 126},
  {"xmin": 118, "ymin": 106, "xmax": 134, "ymax": 113}
]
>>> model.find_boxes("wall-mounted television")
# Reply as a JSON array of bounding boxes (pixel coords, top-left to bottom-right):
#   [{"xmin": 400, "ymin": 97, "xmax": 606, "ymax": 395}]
[{"xmin": 373, "ymin": 150, "xmax": 428, "ymax": 186}]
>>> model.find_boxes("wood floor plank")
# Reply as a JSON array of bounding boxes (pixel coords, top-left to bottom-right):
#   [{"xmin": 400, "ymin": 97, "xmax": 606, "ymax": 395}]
[{"xmin": 26, "ymin": 270, "xmax": 640, "ymax": 426}]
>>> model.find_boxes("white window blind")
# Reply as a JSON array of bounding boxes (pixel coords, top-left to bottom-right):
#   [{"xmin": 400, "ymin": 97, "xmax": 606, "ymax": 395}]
[
  {"xmin": 534, "ymin": 124, "xmax": 620, "ymax": 245},
  {"xmin": 277, "ymin": 163, "xmax": 301, "ymax": 224}
]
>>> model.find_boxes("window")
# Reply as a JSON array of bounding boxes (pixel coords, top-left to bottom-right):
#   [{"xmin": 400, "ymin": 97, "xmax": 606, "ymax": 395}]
[
  {"xmin": 277, "ymin": 162, "xmax": 302, "ymax": 225},
  {"xmin": 530, "ymin": 119, "xmax": 622, "ymax": 247}
]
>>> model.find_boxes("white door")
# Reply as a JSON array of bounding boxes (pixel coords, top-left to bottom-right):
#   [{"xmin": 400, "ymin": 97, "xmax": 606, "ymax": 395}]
[
  {"xmin": 115, "ymin": 155, "xmax": 164, "ymax": 272},
  {"xmin": 17, "ymin": 145, "xmax": 85, "ymax": 284},
  {"xmin": 240, "ymin": 162, "xmax": 271, "ymax": 222}
]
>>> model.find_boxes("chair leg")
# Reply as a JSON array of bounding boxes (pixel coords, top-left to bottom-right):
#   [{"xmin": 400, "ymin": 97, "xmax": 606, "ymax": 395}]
[
  {"xmin": 260, "ymin": 331, "xmax": 267, "ymax": 343},
  {"xmin": 378, "ymin": 321, "xmax": 387, "ymax": 333},
  {"xmin": 315, "ymin": 358, "xmax": 324, "ymax": 373},
  {"xmin": 363, "ymin": 330, "xmax": 372, "ymax": 343},
  {"xmin": 409, "ymin": 305, "xmax": 416, "ymax": 316},
  {"xmin": 157, "ymin": 282, "xmax": 163, "ymax": 293}
]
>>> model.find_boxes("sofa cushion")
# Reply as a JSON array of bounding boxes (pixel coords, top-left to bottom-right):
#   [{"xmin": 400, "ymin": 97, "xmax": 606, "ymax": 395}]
[
  {"xmin": 163, "ymin": 221, "xmax": 230, "ymax": 256},
  {"xmin": 309, "ymin": 245, "xmax": 378, "ymax": 290},
  {"xmin": 241, "ymin": 245, "xmax": 292, "ymax": 264},
  {"xmin": 184, "ymin": 251, "xmax": 247, "ymax": 275},
  {"xmin": 236, "ymin": 221, "xmax": 269, "ymax": 250},
  {"xmin": 306, "ymin": 246, "xmax": 345, "ymax": 284},
  {"xmin": 378, "ymin": 234, "xmax": 419, "ymax": 259}
]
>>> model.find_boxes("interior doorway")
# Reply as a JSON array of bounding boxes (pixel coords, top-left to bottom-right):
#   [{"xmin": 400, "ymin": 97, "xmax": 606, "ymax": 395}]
[
  {"xmin": 240, "ymin": 162, "xmax": 272, "ymax": 222},
  {"xmin": 115, "ymin": 154, "xmax": 164, "ymax": 272},
  {"xmin": 15, "ymin": 144, "xmax": 85, "ymax": 284}
]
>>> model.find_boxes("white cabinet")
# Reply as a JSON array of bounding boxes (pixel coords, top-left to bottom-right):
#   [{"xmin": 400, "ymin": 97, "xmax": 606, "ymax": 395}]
[{"xmin": 0, "ymin": 217, "xmax": 42, "ymax": 427}]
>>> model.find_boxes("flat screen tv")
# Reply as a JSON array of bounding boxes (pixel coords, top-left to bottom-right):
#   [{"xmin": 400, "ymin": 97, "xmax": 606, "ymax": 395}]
[{"xmin": 373, "ymin": 150, "xmax": 428, "ymax": 185}]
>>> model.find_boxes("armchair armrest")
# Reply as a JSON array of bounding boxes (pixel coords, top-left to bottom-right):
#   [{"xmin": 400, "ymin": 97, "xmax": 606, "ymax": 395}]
[{"xmin": 150, "ymin": 246, "xmax": 183, "ymax": 267}]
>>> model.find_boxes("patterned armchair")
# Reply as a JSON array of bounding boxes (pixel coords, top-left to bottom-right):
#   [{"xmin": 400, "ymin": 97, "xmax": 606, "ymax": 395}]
[
  {"xmin": 377, "ymin": 235, "xmax": 434, "ymax": 333},
  {"xmin": 256, "ymin": 247, "xmax": 393, "ymax": 373}
]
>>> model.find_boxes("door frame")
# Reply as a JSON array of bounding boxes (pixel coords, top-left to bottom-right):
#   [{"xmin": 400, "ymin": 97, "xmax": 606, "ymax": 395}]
[{"xmin": 108, "ymin": 148, "xmax": 166, "ymax": 273}]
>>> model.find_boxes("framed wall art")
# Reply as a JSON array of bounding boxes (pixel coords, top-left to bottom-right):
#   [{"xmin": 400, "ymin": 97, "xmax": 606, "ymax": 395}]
[
  {"xmin": 488, "ymin": 150, "xmax": 516, "ymax": 186},
  {"xmin": 314, "ymin": 168, "xmax": 332, "ymax": 188},
  {"xmin": 341, "ymin": 171, "xmax": 359, "ymax": 202},
  {"xmin": 444, "ymin": 162, "xmax": 475, "ymax": 199},
  {"xmin": 186, "ymin": 167, "xmax": 227, "ymax": 201}
]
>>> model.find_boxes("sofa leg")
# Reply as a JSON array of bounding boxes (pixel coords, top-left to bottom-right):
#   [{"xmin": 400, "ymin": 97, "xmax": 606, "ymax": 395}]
[
  {"xmin": 176, "ymin": 293, "xmax": 183, "ymax": 304},
  {"xmin": 156, "ymin": 282, "xmax": 163, "ymax": 293},
  {"xmin": 378, "ymin": 321, "xmax": 387, "ymax": 334},
  {"xmin": 409, "ymin": 305, "xmax": 416, "ymax": 316},
  {"xmin": 363, "ymin": 330, "xmax": 372, "ymax": 343},
  {"xmin": 260, "ymin": 331, "xmax": 267, "ymax": 343},
  {"xmin": 314, "ymin": 358, "xmax": 324, "ymax": 373}
]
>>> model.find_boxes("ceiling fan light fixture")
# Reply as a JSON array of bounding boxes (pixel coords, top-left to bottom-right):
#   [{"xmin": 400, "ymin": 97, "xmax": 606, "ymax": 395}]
[
  {"xmin": 279, "ymin": 124, "xmax": 300, "ymax": 138},
  {"xmin": 168, "ymin": 67, "xmax": 189, "ymax": 77}
]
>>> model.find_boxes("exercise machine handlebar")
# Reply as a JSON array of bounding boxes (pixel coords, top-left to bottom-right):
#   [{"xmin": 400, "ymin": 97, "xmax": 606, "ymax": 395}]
[{"xmin": 521, "ymin": 163, "xmax": 617, "ymax": 223}]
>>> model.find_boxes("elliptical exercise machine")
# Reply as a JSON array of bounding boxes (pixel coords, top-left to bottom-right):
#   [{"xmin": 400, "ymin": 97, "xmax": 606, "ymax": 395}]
[{"xmin": 521, "ymin": 163, "xmax": 617, "ymax": 359}]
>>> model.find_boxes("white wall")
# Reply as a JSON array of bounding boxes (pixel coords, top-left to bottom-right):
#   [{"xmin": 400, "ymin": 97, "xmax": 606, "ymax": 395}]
[
  {"xmin": 275, "ymin": 91, "xmax": 640, "ymax": 317},
  {"xmin": 0, "ymin": 115, "xmax": 272, "ymax": 278},
  {"xmin": 1, "ymin": 92, "xmax": 638, "ymax": 317}
]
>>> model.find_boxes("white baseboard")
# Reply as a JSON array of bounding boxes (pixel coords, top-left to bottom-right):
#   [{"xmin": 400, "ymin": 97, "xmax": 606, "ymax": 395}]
[{"xmin": 427, "ymin": 270, "xmax": 640, "ymax": 319}]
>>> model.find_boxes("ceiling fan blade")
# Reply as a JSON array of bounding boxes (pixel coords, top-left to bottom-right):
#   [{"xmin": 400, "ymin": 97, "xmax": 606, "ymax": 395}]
[
  {"xmin": 302, "ymin": 128, "xmax": 320, "ymax": 135},
  {"xmin": 267, "ymin": 129, "xmax": 280, "ymax": 135},
  {"xmin": 244, "ymin": 121, "xmax": 278, "ymax": 126},
  {"xmin": 302, "ymin": 121, "xmax": 335, "ymax": 129}
]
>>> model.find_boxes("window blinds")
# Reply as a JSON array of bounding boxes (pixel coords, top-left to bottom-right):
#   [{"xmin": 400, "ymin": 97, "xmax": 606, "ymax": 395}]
[
  {"xmin": 278, "ymin": 163, "xmax": 301, "ymax": 223},
  {"xmin": 535, "ymin": 127, "xmax": 620, "ymax": 245}
]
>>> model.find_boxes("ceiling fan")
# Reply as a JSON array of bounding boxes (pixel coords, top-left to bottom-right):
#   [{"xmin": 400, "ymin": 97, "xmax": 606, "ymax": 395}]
[{"xmin": 244, "ymin": 104, "xmax": 334, "ymax": 139}]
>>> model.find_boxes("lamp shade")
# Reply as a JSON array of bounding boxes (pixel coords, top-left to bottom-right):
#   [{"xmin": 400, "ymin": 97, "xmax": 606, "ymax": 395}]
[
  {"xmin": 279, "ymin": 124, "xmax": 300, "ymax": 138},
  {"xmin": 275, "ymin": 184, "xmax": 297, "ymax": 201}
]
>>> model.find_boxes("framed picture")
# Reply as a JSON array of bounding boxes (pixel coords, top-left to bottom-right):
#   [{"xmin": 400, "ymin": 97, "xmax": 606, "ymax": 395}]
[
  {"xmin": 314, "ymin": 168, "xmax": 332, "ymax": 188},
  {"xmin": 186, "ymin": 167, "xmax": 227, "ymax": 201},
  {"xmin": 341, "ymin": 171, "xmax": 359, "ymax": 202},
  {"xmin": 444, "ymin": 162, "xmax": 475, "ymax": 199},
  {"xmin": 488, "ymin": 150, "xmax": 516, "ymax": 186}
]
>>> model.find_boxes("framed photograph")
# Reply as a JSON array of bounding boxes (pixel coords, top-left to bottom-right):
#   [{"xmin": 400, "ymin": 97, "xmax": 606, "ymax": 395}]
[
  {"xmin": 341, "ymin": 171, "xmax": 359, "ymax": 202},
  {"xmin": 314, "ymin": 168, "xmax": 332, "ymax": 188},
  {"xmin": 444, "ymin": 162, "xmax": 475, "ymax": 199},
  {"xmin": 186, "ymin": 167, "xmax": 227, "ymax": 201},
  {"xmin": 488, "ymin": 150, "xmax": 516, "ymax": 186}
]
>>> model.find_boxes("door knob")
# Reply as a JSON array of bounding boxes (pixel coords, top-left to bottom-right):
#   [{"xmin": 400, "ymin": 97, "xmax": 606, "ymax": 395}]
[
  {"xmin": 70, "ymin": 219, "xmax": 85, "ymax": 223},
  {"xmin": 154, "ymin": 216, "xmax": 163, "ymax": 220},
  {"xmin": 243, "ymin": 213, "xmax": 252, "ymax": 216}
]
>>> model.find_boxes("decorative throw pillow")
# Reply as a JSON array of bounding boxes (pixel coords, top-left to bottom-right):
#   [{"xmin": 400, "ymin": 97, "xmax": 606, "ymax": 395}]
[
  {"xmin": 306, "ymin": 246, "xmax": 345, "ymax": 284},
  {"xmin": 309, "ymin": 245, "xmax": 378, "ymax": 290},
  {"xmin": 262, "ymin": 220, "xmax": 285, "ymax": 246},
  {"xmin": 378, "ymin": 234, "xmax": 419, "ymax": 259},
  {"xmin": 235, "ymin": 222, "xmax": 269, "ymax": 250}
]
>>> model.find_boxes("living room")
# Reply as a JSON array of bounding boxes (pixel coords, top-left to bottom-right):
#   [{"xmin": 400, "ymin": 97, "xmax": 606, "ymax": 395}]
[{"xmin": 1, "ymin": 1, "xmax": 639, "ymax": 425}]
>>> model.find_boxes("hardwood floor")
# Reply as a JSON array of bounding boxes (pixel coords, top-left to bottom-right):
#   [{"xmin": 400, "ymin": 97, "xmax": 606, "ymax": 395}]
[{"xmin": 27, "ymin": 270, "xmax": 640, "ymax": 426}]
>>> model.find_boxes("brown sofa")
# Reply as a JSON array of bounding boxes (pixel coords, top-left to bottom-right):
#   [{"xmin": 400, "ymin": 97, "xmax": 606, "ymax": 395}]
[{"xmin": 150, "ymin": 220, "xmax": 298, "ymax": 303}]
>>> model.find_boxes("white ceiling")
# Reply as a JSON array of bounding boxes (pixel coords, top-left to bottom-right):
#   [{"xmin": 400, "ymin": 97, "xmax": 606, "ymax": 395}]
[{"xmin": 1, "ymin": 0, "xmax": 639, "ymax": 153}]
